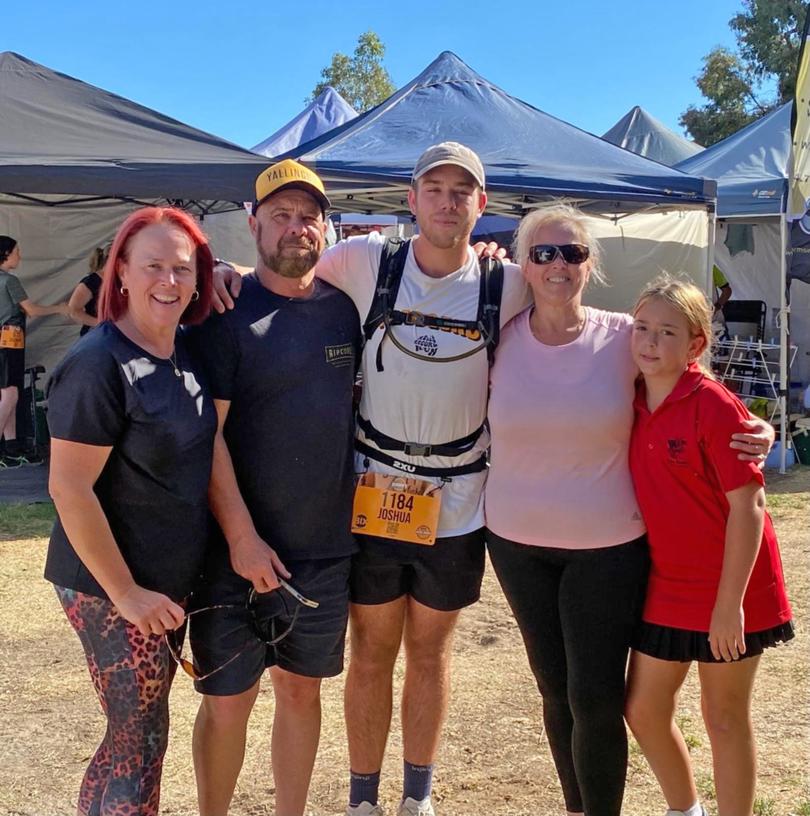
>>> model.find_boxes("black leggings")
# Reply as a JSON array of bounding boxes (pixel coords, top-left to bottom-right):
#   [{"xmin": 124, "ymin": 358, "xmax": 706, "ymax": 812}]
[{"xmin": 487, "ymin": 532, "xmax": 649, "ymax": 816}]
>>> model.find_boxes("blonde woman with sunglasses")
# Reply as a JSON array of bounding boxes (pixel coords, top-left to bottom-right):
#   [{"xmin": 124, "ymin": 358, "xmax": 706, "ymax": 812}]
[{"xmin": 483, "ymin": 205, "xmax": 773, "ymax": 816}]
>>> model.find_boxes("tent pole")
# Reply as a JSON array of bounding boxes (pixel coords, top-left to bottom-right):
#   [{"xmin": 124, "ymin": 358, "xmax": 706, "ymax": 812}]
[
  {"xmin": 779, "ymin": 213, "xmax": 789, "ymax": 473},
  {"xmin": 705, "ymin": 205, "xmax": 716, "ymax": 296}
]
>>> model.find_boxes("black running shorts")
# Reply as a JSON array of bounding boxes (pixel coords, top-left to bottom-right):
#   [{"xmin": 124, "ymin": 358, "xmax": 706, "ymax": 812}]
[{"xmin": 350, "ymin": 528, "xmax": 486, "ymax": 611}]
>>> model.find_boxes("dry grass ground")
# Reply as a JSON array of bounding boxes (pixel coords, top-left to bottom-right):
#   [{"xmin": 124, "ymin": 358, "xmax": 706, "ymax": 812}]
[{"xmin": 1, "ymin": 470, "xmax": 808, "ymax": 816}]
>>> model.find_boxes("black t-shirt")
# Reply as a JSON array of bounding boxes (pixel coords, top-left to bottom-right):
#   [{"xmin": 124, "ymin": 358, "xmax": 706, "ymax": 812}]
[
  {"xmin": 187, "ymin": 274, "xmax": 361, "ymax": 562},
  {"xmin": 44, "ymin": 322, "xmax": 217, "ymax": 601},
  {"xmin": 78, "ymin": 272, "xmax": 102, "ymax": 336}
]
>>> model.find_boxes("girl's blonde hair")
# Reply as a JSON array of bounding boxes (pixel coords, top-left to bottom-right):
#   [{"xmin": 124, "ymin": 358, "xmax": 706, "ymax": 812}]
[
  {"xmin": 512, "ymin": 203, "xmax": 606, "ymax": 285},
  {"xmin": 632, "ymin": 274, "xmax": 714, "ymax": 372}
]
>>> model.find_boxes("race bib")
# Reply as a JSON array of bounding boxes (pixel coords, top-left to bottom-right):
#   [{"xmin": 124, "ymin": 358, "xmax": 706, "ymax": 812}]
[
  {"xmin": 352, "ymin": 472, "xmax": 441, "ymax": 545},
  {"xmin": 0, "ymin": 325, "xmax": 24, "ymax": 349}
]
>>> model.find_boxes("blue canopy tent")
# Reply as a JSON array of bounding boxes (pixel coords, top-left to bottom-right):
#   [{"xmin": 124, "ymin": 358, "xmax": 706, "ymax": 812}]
[
  {"xmin": 675, "ymin": 104, "xmax": 791, "ymax": 217},
  {"xmin": 289, "ymin": 51, "xmax": 714, "ymax": 217},
  {"xmin": 602, "ymin": 106, "xmax": 703, "ymax": 167},
  {"xmin": 252, "ymin": 86, "xmax": 357, "ymax": 158},
  {"xmin": 675, "ymin": 104, "xmax": 803, "ymax": 470}
]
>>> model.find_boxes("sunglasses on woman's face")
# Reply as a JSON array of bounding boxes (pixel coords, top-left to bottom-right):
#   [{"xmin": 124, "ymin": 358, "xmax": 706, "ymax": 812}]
[
  {"xmin": 165, "ymin": 578, "xmax": 319, "ymax": 681},
  {"xmin": 528, "ymin": 243, "xmax": 590, "ymax": 265}
]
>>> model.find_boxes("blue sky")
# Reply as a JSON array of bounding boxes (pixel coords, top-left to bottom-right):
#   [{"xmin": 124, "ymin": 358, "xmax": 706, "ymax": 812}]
[{"xmin": 4, "ymin": 0, "xmax": 755, "ymax": 150}]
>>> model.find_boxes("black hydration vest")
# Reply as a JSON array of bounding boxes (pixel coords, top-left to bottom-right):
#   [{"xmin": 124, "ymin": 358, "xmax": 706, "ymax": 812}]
[{"xmin": 355, "ymin": 237, "xmax": 504, "ymax": 477}]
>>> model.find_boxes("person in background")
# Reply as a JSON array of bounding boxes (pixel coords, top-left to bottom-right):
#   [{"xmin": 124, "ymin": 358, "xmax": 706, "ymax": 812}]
[
  {"xmin": 625, "ymin": 276, "xmax": 793, "ymax": 816},
  {"xmin": 44, "ymin": 207, "xmax": 216, "ymax": 816},
  {"xmin": 68, "ymin": 242, "xmax": 111, "ymax": 335},
  {"xmin": 0, "ymin": 235, "xmax": 67, "ymax": 467},
  {"xmin": 712, "ymin": 264, "xmax": 733, "ymax": 317}
]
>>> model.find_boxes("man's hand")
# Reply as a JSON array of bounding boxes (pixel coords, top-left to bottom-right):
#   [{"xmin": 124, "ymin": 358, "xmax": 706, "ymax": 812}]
[
  {"xmin": 229, "ymin": 532, "xmax": 291, "ymax": 593},
  {"xmin": 211, "ymin": 261, "xmax": 244, "ymax": 314},
  {"xmin": 472, "ymin": 241, "xmax": 510, "ymax": 262},
  {"xmin": 731, "ymin": 417, "xmax": 775, "ymax": 466},
  {"xmin": 112, "ymin": 585, "xmax": 185, "ymax": 637}
]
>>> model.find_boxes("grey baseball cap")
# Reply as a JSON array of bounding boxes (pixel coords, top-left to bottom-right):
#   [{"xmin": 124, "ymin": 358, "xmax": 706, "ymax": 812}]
[{"xmin": 411, "ymin": 141, "xmax": 485, "ymax": 189}]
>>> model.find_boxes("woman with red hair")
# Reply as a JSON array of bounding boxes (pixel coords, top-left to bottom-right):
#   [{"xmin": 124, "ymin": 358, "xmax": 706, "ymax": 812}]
[{"xmin": 44, "ymin": 207, "xmax": 216, "ymax": 815}]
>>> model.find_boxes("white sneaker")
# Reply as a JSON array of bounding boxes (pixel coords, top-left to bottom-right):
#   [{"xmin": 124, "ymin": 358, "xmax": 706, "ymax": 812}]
[
  {"xmin": 397, "ymin": 797, "xmax": 435, "ymax": 816},
  {"xmin": 346, "ymin": 802, "xmax": 385, "ymax": 816},
  {"xmin": 665, "ymin": 808, "xmax": 707, "ymax": 816}
]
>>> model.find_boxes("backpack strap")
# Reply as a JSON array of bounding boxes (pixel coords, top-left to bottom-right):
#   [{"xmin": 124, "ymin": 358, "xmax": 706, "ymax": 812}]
[
  {"xmin": 477, "ymin": 256, "xmax": 504, "ymax": 366},
  {"xmin": 363, "ymin": 237, "xmax": 410, "ymax": 343}
]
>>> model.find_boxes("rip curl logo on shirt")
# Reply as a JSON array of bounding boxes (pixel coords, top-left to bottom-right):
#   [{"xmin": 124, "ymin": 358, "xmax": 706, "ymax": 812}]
[
  {"xmin": 324, "ymin": 343, "xmax": 355, "ymax": 367},
  {"xmin": 414, "ymin": 334, "xmax": 438, "ymax": 356}
]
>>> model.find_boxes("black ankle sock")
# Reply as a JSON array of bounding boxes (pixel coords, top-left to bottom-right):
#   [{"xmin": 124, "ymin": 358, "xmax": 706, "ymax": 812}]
[
  {"xmin": 403, "ymin": 761, "xmax": 433, "ymax": 802},
  {"xmin": 349, "ymin": 770, "xmax": 381, "ymax": 807}
]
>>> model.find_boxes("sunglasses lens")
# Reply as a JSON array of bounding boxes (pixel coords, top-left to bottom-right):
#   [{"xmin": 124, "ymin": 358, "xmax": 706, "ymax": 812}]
[
  {"xmin": 530, "ymin": 244, "xmax": 589, "ymax": 264},
  {"xmin": 561, "ymin": 244, "xmax": 589, "ymax": 263},
  {"xmin": 181, "ymin": 658, "xmax": 198, "ymax": 679},
  {"xmin": 530, "ymin": 245, "xmax": 556, "ymax": 264}
]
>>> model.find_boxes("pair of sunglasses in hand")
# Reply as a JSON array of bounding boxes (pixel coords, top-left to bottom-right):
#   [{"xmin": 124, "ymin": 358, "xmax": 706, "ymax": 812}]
[{"xmin": 165, "ymin": 576, "xmax": 318, "ymax": 681}]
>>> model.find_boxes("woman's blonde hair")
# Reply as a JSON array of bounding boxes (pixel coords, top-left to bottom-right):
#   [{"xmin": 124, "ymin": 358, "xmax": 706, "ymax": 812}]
[
  {"xmin": 512, "ymin": 203, "xmax": 606, "ymax": 285},
  {"xmin": 633, "ymin": 274, "xmax": 714, "ymax": 370}
]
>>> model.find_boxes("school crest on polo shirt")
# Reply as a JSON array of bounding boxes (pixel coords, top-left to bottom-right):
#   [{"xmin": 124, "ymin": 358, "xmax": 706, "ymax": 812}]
[{"xmin": 667, "ymin": 437, "xmax": 689, "ymax": 465}]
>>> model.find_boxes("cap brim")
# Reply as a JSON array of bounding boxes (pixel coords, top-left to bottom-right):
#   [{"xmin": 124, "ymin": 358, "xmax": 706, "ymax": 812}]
[{"xmin": 253, "ymin": 181, "xmax": 330, "ymax": 215}]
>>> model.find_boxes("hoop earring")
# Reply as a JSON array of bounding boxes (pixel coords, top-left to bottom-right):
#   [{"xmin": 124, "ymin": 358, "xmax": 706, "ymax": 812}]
[
  {"xmin": 190, "ymin": 290, "xmax": 200, "ymax": 302},
  {"xmin": 119, "ymin": 285, "xmax": 128, "ymax": 296}
]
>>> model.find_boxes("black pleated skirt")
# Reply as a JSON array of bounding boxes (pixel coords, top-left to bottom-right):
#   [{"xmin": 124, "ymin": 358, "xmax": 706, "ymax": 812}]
[{"xmin": 633, "ymin": 619, "xmax": 795, "ymax": 663}]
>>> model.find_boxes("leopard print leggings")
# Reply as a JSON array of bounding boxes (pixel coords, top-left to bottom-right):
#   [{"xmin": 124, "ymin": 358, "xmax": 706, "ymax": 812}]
[{"xmin": 55, "ymin": 586, "xmax": 178, "ymax": 816}]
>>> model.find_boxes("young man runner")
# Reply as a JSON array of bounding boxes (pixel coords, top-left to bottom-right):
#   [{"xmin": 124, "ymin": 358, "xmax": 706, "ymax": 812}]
[
  {"xmin": 314, "ymin": 143, "xmax": 528, "ymax": 816},
  {"xmin": 188, "ymin": 159, "xmax": 361, "ymax": 816}
]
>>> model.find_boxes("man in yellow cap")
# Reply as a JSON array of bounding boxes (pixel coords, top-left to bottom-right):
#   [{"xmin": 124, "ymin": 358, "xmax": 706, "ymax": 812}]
[{"xmin": 186, "ymin": 159, "xmax": 361, "ymax": 816}]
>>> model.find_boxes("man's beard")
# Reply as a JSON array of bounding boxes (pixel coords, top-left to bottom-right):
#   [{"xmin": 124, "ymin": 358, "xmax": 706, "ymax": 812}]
[{"xmin": 256, "ymin": 224, "xmax": 320, "ymax": 278}]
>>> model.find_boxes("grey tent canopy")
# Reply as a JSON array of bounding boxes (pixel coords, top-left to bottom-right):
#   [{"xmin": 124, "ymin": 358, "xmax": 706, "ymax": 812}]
[
  {"xmin": 0, "ymin": 51, "xmax": 270, "ymax": 213},
  {"xmin": 602, "ymin": 106, "xmax": 703, "ymax": 167}
]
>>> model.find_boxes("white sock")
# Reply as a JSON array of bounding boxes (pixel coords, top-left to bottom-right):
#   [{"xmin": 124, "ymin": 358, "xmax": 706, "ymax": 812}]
[{"xmin": 666, "ymin": 803, "xmax": 704, "ymax": 816}]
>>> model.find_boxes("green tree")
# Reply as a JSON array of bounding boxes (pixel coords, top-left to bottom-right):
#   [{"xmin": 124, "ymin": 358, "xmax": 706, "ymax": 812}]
[
  {"xmin": 309, "ymin": 31, "xmax": 395, "ymax": 113},
  {"xmin": 680, "ymin": 0, "xmax": 806, "ymax": 146}
]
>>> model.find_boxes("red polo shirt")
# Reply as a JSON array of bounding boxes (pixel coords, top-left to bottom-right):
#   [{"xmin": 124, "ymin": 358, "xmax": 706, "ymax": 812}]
[{"xmin": 630, "ymin": 365, "xmax": 792, "ymax": 632}]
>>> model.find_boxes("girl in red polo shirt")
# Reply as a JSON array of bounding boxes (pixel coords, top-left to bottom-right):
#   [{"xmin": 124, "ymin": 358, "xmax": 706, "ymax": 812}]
[{"xmin": 624, "ymin": 276, "xmax": 793, "ymax": 816}]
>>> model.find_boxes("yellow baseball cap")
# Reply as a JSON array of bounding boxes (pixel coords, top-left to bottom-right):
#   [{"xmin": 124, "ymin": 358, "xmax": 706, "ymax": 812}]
[{"xmin": 252, "ymin": 159, "xmax": 330, "ymax": 215}]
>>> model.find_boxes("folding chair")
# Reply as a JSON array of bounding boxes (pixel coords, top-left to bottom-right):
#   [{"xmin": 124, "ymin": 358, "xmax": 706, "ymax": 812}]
[{"xmin": 722, "ymin": 300, "xmax": 767, "ymax": 341}]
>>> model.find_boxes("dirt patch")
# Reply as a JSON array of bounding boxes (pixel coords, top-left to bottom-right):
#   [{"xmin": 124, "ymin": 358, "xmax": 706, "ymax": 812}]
[{"xmin": 1, "ymin": 471, "xmax": 808, "ymax": 816}]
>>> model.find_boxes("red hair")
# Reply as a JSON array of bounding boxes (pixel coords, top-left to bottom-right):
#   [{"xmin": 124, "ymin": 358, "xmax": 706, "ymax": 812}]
[{"xmin": 98, "ymin": 207, "xmax": 214, "ymax": 325}]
